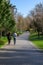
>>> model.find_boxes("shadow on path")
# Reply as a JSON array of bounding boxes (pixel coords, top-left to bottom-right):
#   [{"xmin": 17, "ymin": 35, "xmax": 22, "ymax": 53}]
[
  {"xmin": 0, "ymin": 48, "xmax": 43, "ymax": 53},
  {"xmin": 0, "ymin": 49, "xmax": 43, "ymax": 65}
]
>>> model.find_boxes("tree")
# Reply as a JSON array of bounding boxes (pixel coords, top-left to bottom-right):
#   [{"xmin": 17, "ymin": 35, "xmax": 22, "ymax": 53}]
[
  {"xmin": 16, "ymin": 12, "xmax": 31, "ymax": 33},
  {"xmin": 16, "ymin": 13, "xmax": 25, "ymax": 32},
  {"xmin": 24, "ymin": 16, "xmax": 31, "ymax": 31},
  {"xmin": 30, "ymin": 3, "xmax": 43, "ymax": 37},
  {"xmin": 0, "ymin": 0, "xmax": 16, "ymax": 36}
]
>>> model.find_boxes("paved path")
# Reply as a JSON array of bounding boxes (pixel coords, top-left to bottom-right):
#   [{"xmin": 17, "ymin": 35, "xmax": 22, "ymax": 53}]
[{"xmin": 0, "ymin": 32, "xmax": 43, "ymax": 65}]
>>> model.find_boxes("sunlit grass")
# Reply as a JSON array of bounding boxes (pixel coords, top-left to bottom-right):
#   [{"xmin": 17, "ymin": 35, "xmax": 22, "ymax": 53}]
[
  {"xmin": 0, "ymin": 36, "xmax": 7, "ymax": 47},
  {"xmin": 29, "ymin": 32, "xmax": 43, "ymax": 49},
  {"xmin": 32, "ymin": 40, "xmax": 43, "ymax": 49}
]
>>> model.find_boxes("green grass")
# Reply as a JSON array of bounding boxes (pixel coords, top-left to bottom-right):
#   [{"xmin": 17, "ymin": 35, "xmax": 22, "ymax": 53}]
[
  {"xmin": 29, "ymin": 32, "xmax": 43, "ymax": 49},
  {"xmin": 32, "ymin": 40, "xmax": 43, "ymax": 49},
  {"xmin": 0, "ymin": 36, "xmax": 7, "ymax": 47}
]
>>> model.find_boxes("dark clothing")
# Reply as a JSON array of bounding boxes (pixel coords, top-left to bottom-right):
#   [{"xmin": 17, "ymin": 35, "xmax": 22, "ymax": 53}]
[
  {"xmin": 7, "ymin": 38, "xmax": 11, "ymax": 44},
  {"xmin": 14, "ymin": 38, "xmax": 16, "ymax": 45},
  {"xmin": 6, "ymin": 33, "xmax": 11, "ymax": 44}
]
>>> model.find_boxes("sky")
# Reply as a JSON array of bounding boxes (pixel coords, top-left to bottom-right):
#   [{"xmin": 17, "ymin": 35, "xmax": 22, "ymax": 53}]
[{"xmin": 10, "ymin": 0, "xmax": 43, "ymax": 17}]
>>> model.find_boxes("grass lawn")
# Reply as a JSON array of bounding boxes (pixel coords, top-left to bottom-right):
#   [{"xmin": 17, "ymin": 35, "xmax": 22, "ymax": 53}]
[
  {"xmin": 0, "ymin": 36, "xmax": 7, "ymax": 48},
  {"xmin": 29, "ymin": 32, "xmax": 43, "ymax": 49}
]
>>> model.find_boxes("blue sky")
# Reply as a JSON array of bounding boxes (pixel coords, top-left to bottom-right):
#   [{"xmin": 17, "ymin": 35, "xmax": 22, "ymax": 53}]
[{"xmin": 10, "ymin": 0, "xmax": 43, "ymax": 17}]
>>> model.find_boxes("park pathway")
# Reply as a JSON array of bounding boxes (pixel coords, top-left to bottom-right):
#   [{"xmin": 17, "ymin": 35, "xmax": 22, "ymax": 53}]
[{"xmin": 0, "ymin": 32, "xmax": 43, "ymax": 65}]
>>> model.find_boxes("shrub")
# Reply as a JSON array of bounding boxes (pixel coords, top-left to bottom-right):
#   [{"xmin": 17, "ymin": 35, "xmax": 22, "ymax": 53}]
[
  {"xmin": 17, "ymin": 31, "xmax": 20, "ymax": 36},
  {"xmin": 0, "ymin": 39, "xmax": 5, "ymax": 45},
  {"xmin": 0, "ymin": 37, "xmax": 7, "ymax": 47}
]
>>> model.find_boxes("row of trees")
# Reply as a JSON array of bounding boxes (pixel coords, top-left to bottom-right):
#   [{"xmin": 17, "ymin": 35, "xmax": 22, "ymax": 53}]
[
  {"xmin": 0, "ymin": 0, "xmax": 43, "ymax": 37},
  {"xmin": 0, "ymin": 0, "xmax": 16, "ymax": 37},
  {"xmin": 13, "ymin": 3, "xmax": 43, "ymax": 37},
  {"xmin": 30, "ymin": 3, "xmax": 43, "ymax": 37},
  {"xmin": 16, "ymin": 13, "xmax": 31, "ymax": 34},
  {"xmin": 16, "ymin": 3, "xmax": 43, "ymax": 38}
]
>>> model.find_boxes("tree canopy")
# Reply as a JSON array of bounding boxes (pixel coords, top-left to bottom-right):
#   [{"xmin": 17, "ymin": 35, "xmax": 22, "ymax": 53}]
[
  {"xmin": 0, "ymin": 0, "xmax": 16, "ymax": 36},
  {"xmin": 30, "ymin": 3, "xmax": 43, "ymax": 36}
]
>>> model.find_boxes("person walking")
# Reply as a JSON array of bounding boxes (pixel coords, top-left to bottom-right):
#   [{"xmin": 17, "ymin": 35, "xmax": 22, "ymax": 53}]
[
  {"xmin": 6, "ymin": 32, "xmax": 11, "ymax": 45},
  {"xmin": 13, "ymin": 32, "xmax": 17, "ymax": 45}
]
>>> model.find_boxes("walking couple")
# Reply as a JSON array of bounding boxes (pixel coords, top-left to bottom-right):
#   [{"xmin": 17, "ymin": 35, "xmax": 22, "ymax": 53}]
[{"xmin": 6, "ymin": 32, "xmax": 17, "ymax": 45}]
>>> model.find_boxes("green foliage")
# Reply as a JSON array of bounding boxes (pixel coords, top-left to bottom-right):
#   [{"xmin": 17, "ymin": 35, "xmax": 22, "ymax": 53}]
[
  {"xmin": 16, "ymin": 31, "xmax": 23, "ymax": 36},
  {"xmin": 0, "ymin": 0, "xmax": 16, "ymax": 36},
  {"xmin": 0, "ymin": 37, "xmax": 7, "ymax": 47},
  {"xmin": 0, "ymin": 40, "xmax": 5, "ymax": 45}
]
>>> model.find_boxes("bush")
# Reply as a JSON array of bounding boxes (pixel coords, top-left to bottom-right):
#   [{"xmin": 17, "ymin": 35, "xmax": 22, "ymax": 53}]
[
  {"xmin": 0, "ymin": 39, "xmax": 5, "ymax": 45},
  {"xmin": 17, "ymin": 31, "xmax": 23, "ymax": 36},
  {"xmin": 17, "ymin": 31, "xmax": 20, "ymax": 36},
  {"xmin": 0, "ymin": 37, "xmax": 7, "ymax": 47},
  {"xmin": 19, "ymin": 31, "xmax": 22, "ymax": 34}
]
